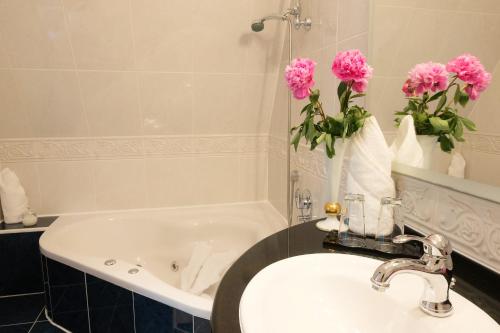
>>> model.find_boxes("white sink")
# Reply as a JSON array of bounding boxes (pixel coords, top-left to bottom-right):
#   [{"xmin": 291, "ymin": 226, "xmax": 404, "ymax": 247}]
[{"xmin": 239, "ymin": 253, "xmax": 499, "ymax": 333}]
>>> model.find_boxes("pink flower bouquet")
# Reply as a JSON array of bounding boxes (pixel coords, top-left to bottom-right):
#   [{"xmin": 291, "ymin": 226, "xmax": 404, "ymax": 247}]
[
  {"xmin": 396, "ymin": 54, "xmax": 491, "ymax": 152},
  {"xmin": 286, "ymin": 50, "xmax": 373, "ymax": 158}
]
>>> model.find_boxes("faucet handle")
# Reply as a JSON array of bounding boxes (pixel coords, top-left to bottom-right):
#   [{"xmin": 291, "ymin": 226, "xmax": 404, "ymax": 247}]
[{"xmin": 393, "ymin": 234, "xmax": 452, "ymax": 257}]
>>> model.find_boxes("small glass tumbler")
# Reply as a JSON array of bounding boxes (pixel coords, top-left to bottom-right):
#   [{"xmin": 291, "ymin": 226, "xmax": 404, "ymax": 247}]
[
  {"xmin": 338, "ymin": 193, "xmax": 366, "ymax": 247},
  {"xmin": 374, "ymin": 197, "xmax": 403, "ymax": 253}
]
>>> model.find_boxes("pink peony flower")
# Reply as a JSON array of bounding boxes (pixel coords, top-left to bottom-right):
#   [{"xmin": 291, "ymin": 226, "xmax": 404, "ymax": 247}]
[
  {"xmin": 331, "ymin": 49, "xmax": 373, "ymax": 92},
  {"xmin": 403, "ymin": 62, "xmax": 449, "ymax": 96},
  {"xmin": 285, "ymin": 58, "xmax": 317, "ymax": 99},
  {"xmin": 446, "ymin": 54, "xmax": 491, "ymax": 100}
]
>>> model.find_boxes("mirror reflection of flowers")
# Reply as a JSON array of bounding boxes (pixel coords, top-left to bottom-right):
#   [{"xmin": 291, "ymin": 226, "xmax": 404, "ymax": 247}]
[
  {"xmin": 286, "ymin": 49, "xmax": 373, "ymax": 158},
  {"xmin": 396, "ymin": 54, "xmax": 492, "ymax": 153}
]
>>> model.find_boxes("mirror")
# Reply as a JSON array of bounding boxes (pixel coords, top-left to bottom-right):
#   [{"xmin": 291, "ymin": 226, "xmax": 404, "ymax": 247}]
[{"xmin": 367, "ymin": 0, "xmax": 500, "ymax": 190}]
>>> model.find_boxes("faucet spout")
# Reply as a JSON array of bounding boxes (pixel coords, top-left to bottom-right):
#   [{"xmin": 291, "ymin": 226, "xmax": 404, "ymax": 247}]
[{"xmin": 370, "ymin": 234, "xmax": 455, "ymax": 317}]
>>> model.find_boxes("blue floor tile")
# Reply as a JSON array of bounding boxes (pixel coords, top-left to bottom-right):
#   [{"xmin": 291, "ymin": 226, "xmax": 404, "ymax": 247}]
[{"xmin": 0, "ymin": 294, "xmax": 44, "ymax": 326}]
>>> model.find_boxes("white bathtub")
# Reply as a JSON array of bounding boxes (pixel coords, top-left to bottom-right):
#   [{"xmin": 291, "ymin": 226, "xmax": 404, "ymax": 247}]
[{"xmin": 39, "ymin": 201, "xmax": 286, "ymax": 319}]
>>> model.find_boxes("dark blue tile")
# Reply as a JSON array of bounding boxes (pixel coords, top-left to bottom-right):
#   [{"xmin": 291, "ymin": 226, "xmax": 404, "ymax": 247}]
[
  {"xmin": 0, "ymin": 294, "xmax": 44, "ymax": 326},
  {"xmin": 0, "ymin": 323, "xmax": 32, "ymax": 333},
  {"xmin": 133, "ymin": 294, "xmax": 193, "ymax": 333},
  {"xmin": 46, "ymin": 259, "xmax": 84, "ymax": 286},
  {"xmin": 0, "ymin": 232, "xmax": 44, "ymax": 296},
  {"xmin": 50, "ymin": 284, "xmax": 87, "ymax": 314},
  {"xmin": 86, "ymin": 275, "xmax": 133, "ymax": 333},
  {"xmin": 30, "ymin": 321, "xmax": 65, "ymax": 333},
  {"xmin": 51, "ymin": 311, "xmax": 89, "ymax": 333},
  {"xmin": 194, "ymin": 317, "xmax": 211, "ymax": 333}
]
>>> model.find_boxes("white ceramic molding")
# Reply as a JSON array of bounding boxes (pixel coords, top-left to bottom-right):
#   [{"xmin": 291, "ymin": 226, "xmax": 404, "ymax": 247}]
[
  {"xmin": 394, "ymin": 173, "xmax": 500, "ymax": 274},
  {"xmin": 464, "ymin": 133, "xmax": 500, "ymax": 155},
  {"xmin": 0, "ymin": 135, "xmax": 269, "ymax": 162},
  {"xmin": 269, "ymin": 135, "xmax": 328, "ymax": 180}
]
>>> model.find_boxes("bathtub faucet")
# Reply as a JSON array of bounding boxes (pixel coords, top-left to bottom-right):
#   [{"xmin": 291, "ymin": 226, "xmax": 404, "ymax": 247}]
[{"xmin": 295, "ymin": 188, "xmax": 313, "ymax": 223}]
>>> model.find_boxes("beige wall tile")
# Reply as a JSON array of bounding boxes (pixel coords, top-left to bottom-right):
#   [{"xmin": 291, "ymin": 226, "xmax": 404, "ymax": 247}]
[
  {"xmin": 0, "ymin": 70, "xmax": 32, "ymax": 138},
  {"xmin": 192, "ymin": 74, "xmax": 244, "ymax": 134},
  {"xmin": 0, "ymin": 0, "xmax": 73, "ymax": 69},
  {"xmin": 0, "ymin": 30, "xmax": 11, "ymax": 68},
  {"xmin": 145, "ymin": 157, "xmax": 197, "ymax": 207},
  {"xmin": 239, "ymin": 153, "xmax": 268, "ymax": 201},
  {"xmin": 13, "ymin": 69, "xmax": 88, "ymax": 137},
  {"xmin": 63, "ymin": 0, "xmax": 134, "ymax": 70},
  {"xmin": 338, "ymin": 0, "xmax": 369, "ymax": 41},
  {"xmin": 38, "ymin": 160, "xmax": 96, "ymax": 214},
  {"xmin": 139, "ymin": 73, "xmax": 194, "ymax": 135},
  {"xmin": 79, "ymin": 71, "xmax": 142, "ymax": 136},
  {"xmin": 130, "ymin": 0, "xmax": 194, "ymax": 72},
  {"xmin": 192, "ymin": 0, "xmax": 251, "ymax": 73},
  {"xmin": 194, "ymin": 156, "xmax": 240, "ymax": 204},
  {"xmin": 94, "ymin": 159, "xmax": 147, "ymax": 210}
]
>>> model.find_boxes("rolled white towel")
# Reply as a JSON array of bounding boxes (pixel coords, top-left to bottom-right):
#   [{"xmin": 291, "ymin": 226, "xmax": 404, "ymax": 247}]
[
  {"xmin": 180, "ymin": 242, "xmax": 212, "ymax": 291},
  {"xmin": 189, "ymin": 250, "xmax": 238, "ymax": 295},
  {"xmin": 0, "ymin": 168, "xmax": 29, "ymax": 224},
  {"xmin": 448, "ymin": 152, "xmax": 466, "ymax": 178},
  {"xmin": 390, "ymin": 115, "xmax": 424, "ymax": 168},
  {"xmin": 344, "ymin": 117, "xmax": 396, "ymax": 236}
]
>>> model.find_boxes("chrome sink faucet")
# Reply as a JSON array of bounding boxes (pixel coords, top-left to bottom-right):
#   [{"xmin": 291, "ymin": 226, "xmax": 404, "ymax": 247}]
[{"xmin": 370, "ymin": 234, "xmax": 455, "ymax": 317}]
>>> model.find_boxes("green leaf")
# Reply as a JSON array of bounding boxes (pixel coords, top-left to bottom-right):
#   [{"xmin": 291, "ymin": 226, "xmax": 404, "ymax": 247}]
[
  {"xmin": 429, "ymin": 116, "xmax": 450, "ymax": 133},
  {"xmin": 337, "ymin": 81, "xmax": 347, "ymax": 100},
  {"xmin": 316, "ymin": 132, "xmax": 326, "ymax": 144},
  {"xmin": 435, "ymin": 94, "xmax": 447, "ymax": 112},
  {"xmin": 350, "ymin": 93, "xmax": 365, "ymax": 99},
  {"xmin": 438, "ymin": 135, "xmax": 454, "ymax": 153},
  {"xmin": 453, "ymin": 119, "xmax": 463, "ymax": 140},
  {"xmin": 305, "ymin": 117, "xmax": 316, "ymax": 141},
  {"xmin": 428, "ymin": 90, "xmax": 445, "ymax": 102},
  {"xmin": 408, "ymin": 100, "xmax": 418, "ymax": 111},
  {"xmin": 300, "ymin": 103, "xmax": 312, "ymax": 115},
  {"xmin": 291, "ymin": 128, "xmax": 302, "ymax": 151},
  {"xmin": 453, "ymin": 85, "xmax": 461, "ymax": 105},
  {"xmin": 458, "ymin": 92, "xmax": 469, "ymax": 107},
  {"xmin": 460, "ymin": 117, "xmax": 476, "ymax": 131},
  {"xmin": 309, "ymin": 89, "xmax": 320, "ymax": 104}
]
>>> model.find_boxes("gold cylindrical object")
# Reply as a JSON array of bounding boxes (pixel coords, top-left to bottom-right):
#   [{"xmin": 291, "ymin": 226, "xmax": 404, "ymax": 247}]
[{"xmin": 324, "ymin": 202, "xmax": 341, "ymax": 215}]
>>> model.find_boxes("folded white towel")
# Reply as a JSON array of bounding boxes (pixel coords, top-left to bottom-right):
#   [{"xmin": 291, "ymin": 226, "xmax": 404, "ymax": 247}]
[
  {"xmin": 189, "ymin": 250, "xmax": 238, "ymax": 295},
  {"xmin": 390, "ymin": 115, "xmax": 424, "ymax": 168},
  {"xmin": 0, "ymin": 168, "xmax": 29, "ymax": 224},
  {"xmin": 180, "ymin": 242, "xmax": 212, "ymax": 291},
  {"xmin": 343, "ymin": 117, "xmax": 396, "ymax": 236},
  {"xmin": 448, "ymin": 152, "xmax": 466, "ymax": 178}
]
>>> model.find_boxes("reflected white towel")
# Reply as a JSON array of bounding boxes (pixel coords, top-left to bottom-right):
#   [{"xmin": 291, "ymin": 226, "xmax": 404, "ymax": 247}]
[
  {"xmin": 180, "ymin": 242, "xmax": 212, "ymax": 291},
  {"xmin": 448, "ymin": 152, "xmax": 466, "ymax": 178},
  {"xmin": 0, "ymin": 168, "xmax": 29, "ymax": 224},
  {"xmin": 344, "ymin": 117, "xmax": 396, "ymax": 236},
  {"xmin": 189, "ymin": 250, "xmax": 238, "ymax": 295},
  {"xmin": 390, "ymin": 115, "xmax": 424, "ymax": 168}
]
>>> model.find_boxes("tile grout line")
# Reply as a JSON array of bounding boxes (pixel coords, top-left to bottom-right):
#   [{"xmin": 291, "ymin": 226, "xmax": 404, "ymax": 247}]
[
  {"xmin": 27, "ymin": 307, "xmax": 46, "ymax": 333},
  {"xmin": 0, "ymin": 291, "xmax": 45, "ymax": 299},
  {"xmin": 131, "ymin": 292, "xmax": 137, "ymax": 333},
  {"xmin": 84, "ymin": 273, "xmax": 92, "ymax": 333}
]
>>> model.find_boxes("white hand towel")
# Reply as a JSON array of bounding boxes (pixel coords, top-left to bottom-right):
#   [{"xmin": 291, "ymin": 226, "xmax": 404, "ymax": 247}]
[
  {"xmin": 180, "ymin": 242, "xmax": 212, "ymax": 291},
  {"xmin": 448, "ymin": 152, "xmax": 466, "ymax": 178},
  {"xmin": 189, "ymin": 250, "xmax": 238, "ymax": 295},
  {"xmin": 343, "ymin": 117, "xmax": 396, "ymax": 236},
  {"xmin": 390, "ymin": 115, "xmax": 424, "ymax": 168},
  {"xmin": 0, "ymin": 168, "xmax": 29, "ymax": 224}
]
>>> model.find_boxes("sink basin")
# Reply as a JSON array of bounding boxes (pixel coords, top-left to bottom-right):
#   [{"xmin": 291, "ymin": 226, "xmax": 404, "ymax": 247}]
[{"xmin": 239, "ymin": 253, "xmax": 498, "ymax": 333}]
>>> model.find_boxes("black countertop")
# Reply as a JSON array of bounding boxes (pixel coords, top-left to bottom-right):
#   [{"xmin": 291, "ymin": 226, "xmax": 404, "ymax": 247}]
[{"xmin": 211, "ymin": 221, "xmax": 500, "ymax": 333}]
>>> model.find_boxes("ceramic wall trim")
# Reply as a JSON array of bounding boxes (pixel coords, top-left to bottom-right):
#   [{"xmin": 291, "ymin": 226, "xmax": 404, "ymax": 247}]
[
  {"xmin": 0, "ymin": 135, "xmax": 269, "ymax": 162},
  {"xmin": 269, "ymin": 135, "xmax": 328, "ymax": 180},
  {"xmin": 393, "ymin": 173, "xmax": 500, "ymax": 274}
]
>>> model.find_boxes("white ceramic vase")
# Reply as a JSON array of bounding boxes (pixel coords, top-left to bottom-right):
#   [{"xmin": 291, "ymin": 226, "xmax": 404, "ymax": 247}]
[
  {"xmin": 328, "ymin": 139, "xmax": 351, "ymax": 203},
  {"xmin": 416, "ymin": 135, "xmax": 438, "ymax": 169}
]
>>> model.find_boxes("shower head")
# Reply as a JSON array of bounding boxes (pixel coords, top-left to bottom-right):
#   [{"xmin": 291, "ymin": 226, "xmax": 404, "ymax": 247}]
[
  {"xmin": 251, "ymin": 20, "xmax": 265, "ymax": 32},
  {"xmin": 250, "ymin": 14, "xmax": 287, "ymax": 32}
]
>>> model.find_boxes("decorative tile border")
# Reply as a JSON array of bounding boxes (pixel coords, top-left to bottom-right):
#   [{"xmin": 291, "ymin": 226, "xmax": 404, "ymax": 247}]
[
  {"xmin": 0, "ymin": 135, "xmax": 269, "ymax": 162},
  {"xmin": 394, "ymin": 173, "xmax": 500, "ymax": 273},
  {"xmin": 464, "ymin": 133, "xmax": 500, "ymax": 155},
  {"xmin": 269, "ymin": 135, "xmax": 328, "ymax": 180}
]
